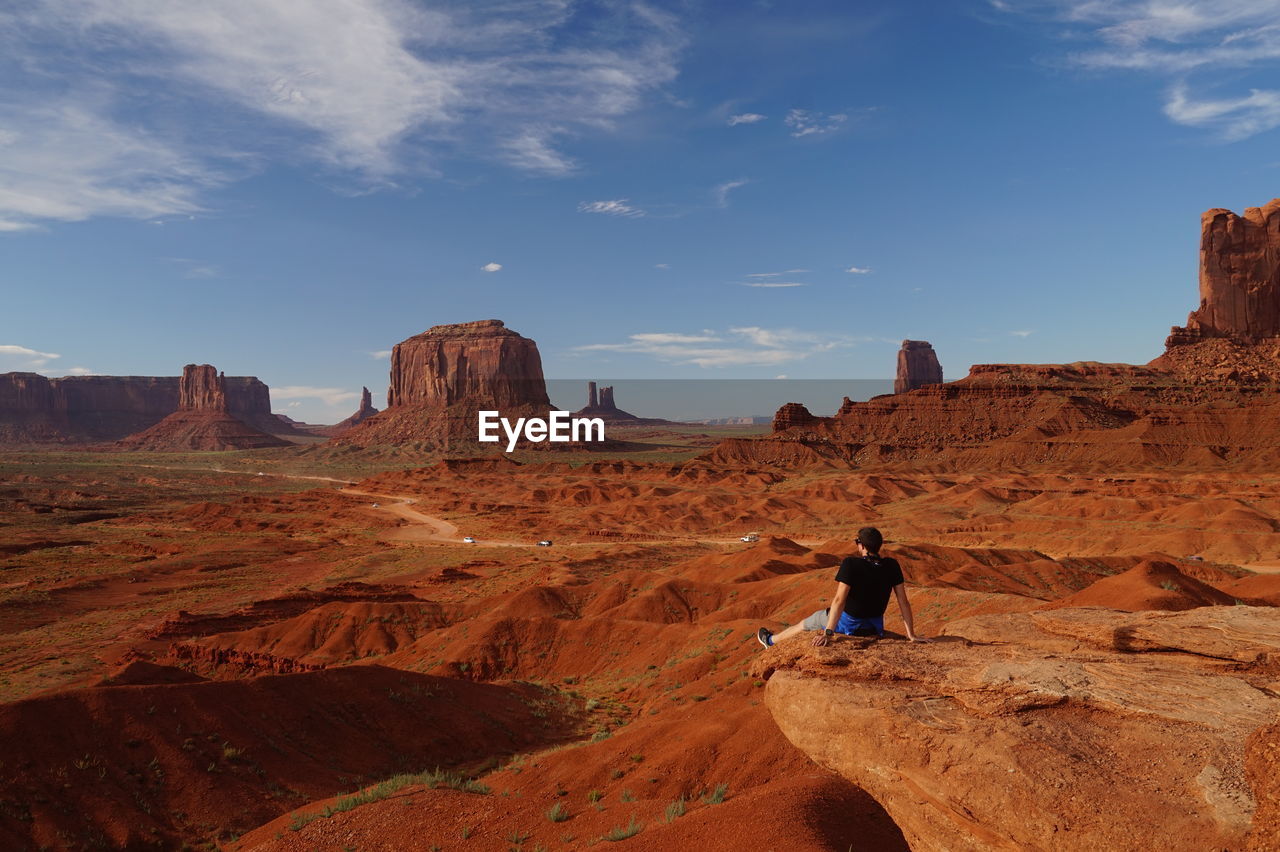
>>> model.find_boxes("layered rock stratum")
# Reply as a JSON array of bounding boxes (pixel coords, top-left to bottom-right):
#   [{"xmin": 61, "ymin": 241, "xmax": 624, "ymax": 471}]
[
  {"xmin": 711, "ymin": 201, "xmax": 1280, "ymax": 472},
  {"xmin": 339, "ymin": 320, "xmax": 551, "ymax": 446},
  {"xmin": 0, "ymin": 372, "xmax": 296, "ymax": 444},
  {"xmin": 117, "ymin": 364, "xmax": 289, "ymax": 451},
  {"xmin": 753, "ymin": 606, "xmax": 1280, "ymax": 851},
  {"xmin": 894, "ymin": 339, "xmax": 943, "ymax": 394}
]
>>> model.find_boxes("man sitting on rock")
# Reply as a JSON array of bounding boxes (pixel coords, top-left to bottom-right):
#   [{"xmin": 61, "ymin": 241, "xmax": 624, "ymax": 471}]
[{"xmin": 757, "ymin": 527, "xmax": 928, "ymax": 647}]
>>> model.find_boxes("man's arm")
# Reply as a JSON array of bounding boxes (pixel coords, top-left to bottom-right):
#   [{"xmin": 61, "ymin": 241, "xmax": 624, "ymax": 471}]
[
  {"xmin": 893, "ymin": 583, "xmax": 928, "ymax": 642},
  {"xmin": 812, "ymin": 582, "xmax": 850, "ymax": 646}
]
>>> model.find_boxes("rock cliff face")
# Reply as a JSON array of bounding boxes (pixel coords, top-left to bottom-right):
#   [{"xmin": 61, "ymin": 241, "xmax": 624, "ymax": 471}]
[
  {"xmin": 385, "ymin": 320, "xmax": 549, "ymax": 410},
  {"xmin": 754, "ymin": 606, "xmax": 1280, "ymax": 851},
  {"xmin": 117, "ymin": 365, "xmax": 289, "ymax": 451},
  {"xmin": 0, "ymin": 372, "xmax": 295, "ymax": 444},
  {"xmin": 340, "ymin": 320, "xmax": 551, "ymax": 446},
  {"xmin": 894, "ymin": 339, "xmax": 943, "ymax": 394},
  {"xmin": 772, "ymin": 402, "xmax": 816, "ymax": 432},
  {"xmin": 179, "ymin": 364, "xmax": 227, "ymax": 411},
  {"xmin": 1169, "ymin": 199, "xmax": 1280, "ymax": 346}
]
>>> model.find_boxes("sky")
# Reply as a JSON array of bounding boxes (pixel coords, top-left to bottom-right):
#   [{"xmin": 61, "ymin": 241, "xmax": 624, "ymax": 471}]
[{"xmin": 4, "ymin": 0, "xmax": 1280, "ymax": 423}]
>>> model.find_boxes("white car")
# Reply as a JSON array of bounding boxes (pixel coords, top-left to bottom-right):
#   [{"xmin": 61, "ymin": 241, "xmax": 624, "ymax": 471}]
[
  {"xmin": 536, "ymin": 540, "xmax": 553, "ymax": 547},
  {"xmin": 740, "ymin": 534, "xmax": 760, "ymax": 543},
  {"xmin": 462, "ymin": 536, "xmax": 476, "ymax": 544},
  {"xmin": 371, "ymin": 503, "xmax": 380, "ymax": 508}
]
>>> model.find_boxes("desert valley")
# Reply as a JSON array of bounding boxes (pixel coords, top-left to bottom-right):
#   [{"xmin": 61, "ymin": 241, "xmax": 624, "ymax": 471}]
[{"xmin": 3, "ymin": 201, "xmax": 1280, "ymax": 851}]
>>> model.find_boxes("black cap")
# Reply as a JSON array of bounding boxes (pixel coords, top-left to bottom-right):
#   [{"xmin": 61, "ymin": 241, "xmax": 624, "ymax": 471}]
[{"xmin": 856, "ymin": 527, "xmax": 883, "ymax": 553}]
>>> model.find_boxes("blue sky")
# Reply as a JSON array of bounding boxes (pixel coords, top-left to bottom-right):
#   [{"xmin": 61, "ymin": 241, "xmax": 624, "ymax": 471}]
[{"xmin": 4, "ymin": 0, "xmax": 1280, "ymax": 423}]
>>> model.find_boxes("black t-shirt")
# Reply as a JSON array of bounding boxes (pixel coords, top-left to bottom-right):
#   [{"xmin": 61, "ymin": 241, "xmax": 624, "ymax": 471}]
[{"xmin": 835, "ymin": 555, "xmax": 905, "ymax": 619}]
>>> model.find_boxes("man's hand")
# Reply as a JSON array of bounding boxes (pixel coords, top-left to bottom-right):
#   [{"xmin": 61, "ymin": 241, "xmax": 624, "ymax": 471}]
[{"xmin": 812, "ymin": 629, "xmax": 833, "ymax": 647}]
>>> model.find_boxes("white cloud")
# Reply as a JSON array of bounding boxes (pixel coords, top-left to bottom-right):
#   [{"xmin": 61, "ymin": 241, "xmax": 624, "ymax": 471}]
[
  {"xmin": 847, "ymin": 265, "xmax": 873, "ymax": 274},
  {"xmin": 183, "ymin": 265, "xmax": 219, "ymax": 279},
  {"xmin": 1, "ymin": 1, "xmax": 687, "ymax": 228},
  {"xmin": 481, "ymin": 262, "xmax": 503, "ymax": 272},
  {"xmin": 746, "ymin": 269, "xmax": 808, "ymax": 278},
  {"xmin": 630, "ymin": 332, "xmax": 722, "ymax": 344},
  {"xmin": 578, "ymin": 199, "xmax": 645, "ymax": 218},
  {"xmin": 501, "ymin": 129, "xmax": 577, "ymax": 176},
  {"xmin": 0, "ymin": 344, "xmax": 62, "ymax": 370},
  {"xmin": 368, "ymin": 349, "xmax": 393, "ymax": 359},
  {"xmin": 272, "ymin": 385, "xmax": 360, "ymax": 406},
  {"xmin": 1009, "ymin": 329, "xmax": 1034, "ymax": 337},
  {"xmin": 996, "ymin": 1, "xmax": 1280, "ymax": 140},
  {"xmin": 713, "ymin": 178, "xmax": 749, "ymax": 208},
  {"xmin": 575, "ymin": 326, "xmax": 856, "ymax": 368},
  {"xmin": 63, "ymin": 366, "xmax": 95, "ymax": 376},
  {"xmin": 739, "ymin": 280, "xmax": 807, "ymax": 288},
  {"xmin": 728, "ymin": 113, "xmax": 767, "ymax": 125},
  {"xmin": 0, "ymin": 101, "xmax": 213, "ymax": 227},
  {"xmin": 654, "ymin": 263, "xmax": 670, "ymax": 269},
  {"xmin": 1165, "ymin": 84, "xmax": 1280, "ymax": 140},
  {"xmin": 785, "ymin": 109, "xmax": 848, "ymax": 137}
]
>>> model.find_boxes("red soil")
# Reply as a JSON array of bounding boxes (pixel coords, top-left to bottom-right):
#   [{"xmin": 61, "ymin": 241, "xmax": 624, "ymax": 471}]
[
  {"xmin": 1041, "ymin": 559, "xmax": 1239, "ymax": 611},
  {"xmin": 0, "ymin": 666, "xmax": 579, "ymax": 849},
  {"xmin": 2, "ymin": 456, "xmax": 1277, "ymax": 850}
]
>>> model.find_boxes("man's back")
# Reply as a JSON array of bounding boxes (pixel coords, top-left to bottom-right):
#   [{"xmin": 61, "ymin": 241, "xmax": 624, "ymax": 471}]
[{"xmin": 836, "ymin": 555, "xmax": 905, "ymax": 619}]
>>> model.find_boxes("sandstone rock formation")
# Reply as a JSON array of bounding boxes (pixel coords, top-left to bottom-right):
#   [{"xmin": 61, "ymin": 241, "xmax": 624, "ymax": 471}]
[
  {"xmin": 754, "ymin": 606, "xmax": 1280, "ymax": 851},
  {"xmin": 772, "ymin": 402, "xmax": 817, "ymax": 432},
  {"xmin": 340, "ymin": 320, "xmax": 551, "ymax": 446},
  {"xmin": 0, "ymin": 372, "xmax": 298, "ymax": 444},
  {"xmin": 1168, "ymin": 199, "xmax": 1280, "ymax": 346},
  {"xmin": 312, "ymin": 387, "xmax": 380, "ymax": 437},
  {"xmin": 179, "ymin": 364, "xmax": 226, "ymax": 412},
  {"xmin": 894, "ymin": 339, "xmax": 943, "ymax": 394},
  {"xmin": 385, "ymin": 320, "xmax": 549, "ymax": 411},
  {"xmin": 714, "ymin": 201, "xmax": 1280, "ymax": 471},
  {"xmin": 117, "ymin": 365, "xmax": 289, "ymax": 451},
  {"xmin": 572, "ymin": 381, "xmax": 644, "ymax": 422}
]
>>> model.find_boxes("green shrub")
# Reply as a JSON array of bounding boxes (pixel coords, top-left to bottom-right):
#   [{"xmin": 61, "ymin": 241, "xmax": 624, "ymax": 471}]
[
  {"xmin": 288, "ymin": 768, "xmax": 489, "ymax": 831},
  {"xmin": 604, "ymin": 816, "xmax": 643, "ymax": 842},
  {"xmin": 701, "ymin": 783, "xmax": 729, "ymax": 804}
]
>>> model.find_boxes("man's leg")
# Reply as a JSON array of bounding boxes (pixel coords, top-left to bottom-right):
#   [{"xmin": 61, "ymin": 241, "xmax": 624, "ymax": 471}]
[{"xmin": 766, "ymin": 609, "xmax": 828, "ymax": 645}]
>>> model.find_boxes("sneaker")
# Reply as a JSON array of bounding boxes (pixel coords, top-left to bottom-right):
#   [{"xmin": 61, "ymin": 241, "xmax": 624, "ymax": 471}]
[{"xmin": 756, "ymin": 627, "xmax": 774, "ymax": 648}]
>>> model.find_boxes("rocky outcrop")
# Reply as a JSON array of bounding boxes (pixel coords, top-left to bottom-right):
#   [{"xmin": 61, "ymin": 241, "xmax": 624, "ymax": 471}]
[
  {"xmin": 385, "ymin": 320, "xmax": 549, "ymax": 410},
  {"xmin": 340, "ymin": 320, "xmax": 551, "ymax": 446},
  {"xmin": 710, "ymin": 201, "xmax": 1280, "ymax": 472},
  {"xmin": 0, "ymin": 372, "xmax": 297, "ymax": 444},
  {"xmin": 179, "ymin": 364, "xmax": 227, "ymax": 411},
  {"xmin": 755, "ymin": 606, "xmax": 1280, "ymax": 851},
  {"xmin": 1169, "ymin": 199, "xmax": 1280, "ymax": 346},
  {"xmin": 312, "ymin": 387, "xmax": 380, "ymax": 437},
  {"xmin": 772, "ymin": 402, "xmax": 817, "ymax": 432},
  {"xmin": 894, "ymin": 339, "xmax": 943, "ymax": 394},
  {"xmin": 714, "ymin": 359, "xmax": 1280, "ymax": 471},
  {"xmin": 117, "ymin": 364, "xmax": 289, "ymax": 451},
  {"xmin": 572, "ymin": 381, "xmax": 648, "ymax": 423}
]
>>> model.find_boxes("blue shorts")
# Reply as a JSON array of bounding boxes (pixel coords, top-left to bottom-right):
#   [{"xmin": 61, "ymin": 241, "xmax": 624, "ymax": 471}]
[{"xmin": 800, "ymin": 608, "xmax": 884, "ymax": 636}]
